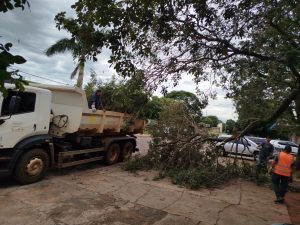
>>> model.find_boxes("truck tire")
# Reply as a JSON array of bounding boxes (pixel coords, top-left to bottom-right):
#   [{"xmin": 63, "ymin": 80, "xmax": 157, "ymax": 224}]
[
  {"xmin": 14, "ymin": 148, "xmax": 49, "ymax": 185},
  {"xmin": 120, "ymin": 142, "xmax": 134, "ymax": 161},
  {"xmin": 105, "ymin": 143, "xmax": 120, "ymax": 165}
]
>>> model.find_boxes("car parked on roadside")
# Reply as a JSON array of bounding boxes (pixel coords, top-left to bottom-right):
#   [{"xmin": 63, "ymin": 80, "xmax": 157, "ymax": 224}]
[
  {"xmin": 270, "ymin": 140, "xmax": 298, "ymax": 156},
  {"xmin": 245, "ymin": 136, "xmax": 266, "ymax": 146},
  {"xmin": 216, "ymin": 135, "xmax": 259, "ymax": 159}
]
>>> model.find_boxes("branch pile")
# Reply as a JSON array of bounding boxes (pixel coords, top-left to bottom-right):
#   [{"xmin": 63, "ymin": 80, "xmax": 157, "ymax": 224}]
[{"xmin": 124, "ymin": 101, "xmax": 256, "ymax": 189}]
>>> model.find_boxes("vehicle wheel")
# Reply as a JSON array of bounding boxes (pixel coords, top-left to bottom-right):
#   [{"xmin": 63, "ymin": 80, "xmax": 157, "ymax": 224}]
[
  {"xmin": 14, "ymin": 148, "xmax": 49, "ymax": 185},
  {"xmin": 105, "ymin": 143, "xmax": 121, "ymax": 165},
  {"xmin": 120, "ymin": 142, "xmax": 134, "ymax": 161}
]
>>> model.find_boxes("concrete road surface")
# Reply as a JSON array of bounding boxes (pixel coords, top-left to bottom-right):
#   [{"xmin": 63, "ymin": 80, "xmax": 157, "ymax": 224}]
[{"xmin": 0, "ymin": 135, "xmax": 291, "ymax": 225}]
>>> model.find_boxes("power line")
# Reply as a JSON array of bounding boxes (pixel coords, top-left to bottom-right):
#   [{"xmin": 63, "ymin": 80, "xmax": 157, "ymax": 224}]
[
  {"xmin": 9, "ymin": 66, "xmax": 71, "ymax": 86},
  {"xmin": 19, "ymin": 70, "xmax": 70, "ymax": 86}
]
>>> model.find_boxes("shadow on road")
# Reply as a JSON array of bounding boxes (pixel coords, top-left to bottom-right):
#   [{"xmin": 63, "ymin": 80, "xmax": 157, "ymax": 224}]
[{"xmin": 0, "ymin": 161, "xmax": 112, "ymax": 188}]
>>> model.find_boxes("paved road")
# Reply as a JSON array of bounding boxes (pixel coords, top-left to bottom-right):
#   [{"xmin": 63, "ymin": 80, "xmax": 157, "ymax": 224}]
[{"xmin": 0, "ymin": 135, "xmax": 291, "ymax": 225}]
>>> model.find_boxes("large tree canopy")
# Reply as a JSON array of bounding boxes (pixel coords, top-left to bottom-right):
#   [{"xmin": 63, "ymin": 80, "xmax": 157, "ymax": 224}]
[{"xmin": 56, "ymin": 0, "xmax": 300, "ymax": 133}]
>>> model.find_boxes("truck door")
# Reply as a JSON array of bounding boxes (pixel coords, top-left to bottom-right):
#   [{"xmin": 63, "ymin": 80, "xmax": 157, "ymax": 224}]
[{"xmin": 0, "ymin": 90, "xmax": 46, "ymax": 149}]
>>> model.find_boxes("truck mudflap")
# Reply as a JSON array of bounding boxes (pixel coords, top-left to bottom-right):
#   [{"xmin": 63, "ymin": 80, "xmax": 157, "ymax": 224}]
[{"xmin": 0, "ymin": 135, "xmax": 54, "ymax": 177}]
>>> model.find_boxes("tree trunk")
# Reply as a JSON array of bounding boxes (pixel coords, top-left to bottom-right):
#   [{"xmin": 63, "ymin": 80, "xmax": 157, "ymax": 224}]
[{"xmin": 76, "ymin": 60, "xmax": 85, "ymax": 88}]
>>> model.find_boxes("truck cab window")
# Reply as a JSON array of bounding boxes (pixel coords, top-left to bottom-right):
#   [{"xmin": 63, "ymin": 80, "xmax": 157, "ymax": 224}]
[{"xmin": 1, "ymin": 91, "xmax": 36, "ymax": 116}]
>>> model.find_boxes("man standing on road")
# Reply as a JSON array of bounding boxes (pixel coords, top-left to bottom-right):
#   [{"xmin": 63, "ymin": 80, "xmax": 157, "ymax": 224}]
[
  {"xmin": 257, "ymin": 138, "xmax": 274, "ymax": 165},
  {"xmin": 256, "ymin": 138, "xmax": 274, "ymax": 178},
  {"xmin": 89, "ymin": 90, "xmax": 106, "ymax": 111},
  {"xmin": 271, "ymin": 145, "xmax": 294, "ymax": 204}
]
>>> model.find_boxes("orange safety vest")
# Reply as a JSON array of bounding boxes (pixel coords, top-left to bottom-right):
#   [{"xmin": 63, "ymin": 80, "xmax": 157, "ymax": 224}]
[{"xmin": 273, "ymin": 152, "xmax": 294, "ymax": 177}]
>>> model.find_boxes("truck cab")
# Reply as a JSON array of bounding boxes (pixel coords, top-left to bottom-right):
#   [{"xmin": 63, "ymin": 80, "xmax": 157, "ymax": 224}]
[
  {"xmin": 0, "ymin": 85, "xmax": 52, "ymax": 148},
  {"xmin": 0, "ymin": 85, "xmax": 52, "ymax": 180}
]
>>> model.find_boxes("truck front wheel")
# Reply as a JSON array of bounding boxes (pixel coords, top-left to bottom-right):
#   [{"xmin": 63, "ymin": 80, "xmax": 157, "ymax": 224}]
[
  {"xmin": 14, "ymin": 148, "xmax": 49, "ymax": 185},
  {"xmin": 105, "ymin": 143, "xmax": 120, "ymax": 165}
]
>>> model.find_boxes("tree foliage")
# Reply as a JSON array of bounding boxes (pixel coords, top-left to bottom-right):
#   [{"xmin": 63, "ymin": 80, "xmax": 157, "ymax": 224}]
[
  {"xmin": 56, "ymin": 0, "xmax": 300, "ymax": 134},
  {"xmin": 142, "ymin": 96, "xmax": 164, "ymax": 120},
  {"xmin": 0, "ymin": 0, "xmax": 28, "ymax": 96},
  {"xmin": 165, "ymin": 90, "xmax": 206, "ymax": 123},
  {"xmin": 0, "ymin": 43, "xmax": 27, "ymax": 97},
  {"xmin": 84, "ymin": 71, "xmax": 204, "ymax": 120},
  {"xmin": 201, "ymin": 115, "xmax": 220, "ymax": 127},
  {"xmin": 84, "ymin": 69, "xmax": 98, "ymax": 100},
  {"xmin": 232, "ymin": 75, "xmax": 299, "ymax": 138},
  {"xmin": 84, "ymin": 70, "xmax": 151, "ymax": 118},
  {"xmin": 225, "ymin": 119, "xmax": 236, "ymax": 134},
  {"xmin": 0, "ymin": 0, "xmax": 29, "ymax": 12}
]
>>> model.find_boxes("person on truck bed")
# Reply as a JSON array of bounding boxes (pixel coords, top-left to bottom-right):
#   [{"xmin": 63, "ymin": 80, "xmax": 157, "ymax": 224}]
[{"xmin": 89, "ymin": 90, "xmax": 106, "ymax": 111}]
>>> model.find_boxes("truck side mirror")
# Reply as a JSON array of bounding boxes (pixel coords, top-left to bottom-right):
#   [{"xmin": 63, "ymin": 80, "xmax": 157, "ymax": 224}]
[{"xmin": 8, "ymin": 96, "xmax": 21, "ymax": 114}]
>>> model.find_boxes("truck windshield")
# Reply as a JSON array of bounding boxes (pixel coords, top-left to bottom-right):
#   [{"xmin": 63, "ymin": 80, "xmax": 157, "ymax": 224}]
[{"xmin": 1, "ymin": 90, "xmax": 36, "ymax": 116}]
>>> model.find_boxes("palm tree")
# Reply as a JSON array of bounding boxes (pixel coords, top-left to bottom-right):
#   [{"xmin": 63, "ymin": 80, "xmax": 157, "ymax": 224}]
[{"xmin": 45, "ymin": 38, "xmax": 85, "ymax": 88}]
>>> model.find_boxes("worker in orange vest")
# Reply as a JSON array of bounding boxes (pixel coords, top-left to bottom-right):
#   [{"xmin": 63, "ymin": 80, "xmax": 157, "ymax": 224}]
[{"xmin": 271, "ymin": 145, "xmax": 294, "ymax": 204}]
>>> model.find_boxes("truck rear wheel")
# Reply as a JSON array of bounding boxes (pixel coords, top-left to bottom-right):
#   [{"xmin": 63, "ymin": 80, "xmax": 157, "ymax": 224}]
[
  {"xmin": 14, "ymin": 148, "xmax": 49, "ymax": 185},
  {"xmin": 105, "ymin": 143, "xmax": 120, "ymax": 165},
  {"xmin": 120, "ymin": 142, "xmax": 134, "ymax": 161}
]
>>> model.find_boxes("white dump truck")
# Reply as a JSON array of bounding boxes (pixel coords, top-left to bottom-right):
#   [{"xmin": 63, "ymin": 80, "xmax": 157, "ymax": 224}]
[{"xmin": 0, "ymin": 83, "xmax": 144, "ymax": 184}]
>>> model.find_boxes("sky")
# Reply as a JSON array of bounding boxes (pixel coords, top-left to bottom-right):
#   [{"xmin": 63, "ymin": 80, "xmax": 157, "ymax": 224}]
[{"xmin": 0, "ymin": 0, "xmax": 237, "ymax": 122}]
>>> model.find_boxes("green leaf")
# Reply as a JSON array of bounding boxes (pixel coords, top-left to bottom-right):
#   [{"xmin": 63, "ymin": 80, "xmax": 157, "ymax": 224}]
[
  {"xmin": 0, "ymin": 70, "xmax": 12, "ymax": 79},
  {"xmin": 6, "ymin": 2, "xmax": 14, "ymax": 10},
  {"xmin": 4, "ymin": 43, "xmax": 13, "ymax": 50},
  {"xmin": 13, "ymin": 55, "xmax": 26, "ymax": 64}
]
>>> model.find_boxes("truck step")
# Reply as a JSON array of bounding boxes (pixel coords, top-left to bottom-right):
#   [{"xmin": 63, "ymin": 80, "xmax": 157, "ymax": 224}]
[{"xmin": 57, "ymin": 156, "xmax": 103, "ymax": 168}]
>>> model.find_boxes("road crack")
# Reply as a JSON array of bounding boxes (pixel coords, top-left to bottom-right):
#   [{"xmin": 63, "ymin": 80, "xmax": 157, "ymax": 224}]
[
  {"xmin": 134, "ymin": 185, "xmax": 152, "ymax": 204},
  {"xmin": 162, "ymin": 190, "xmax": 185, "ymax": 210},
  {"xmin": 214, "ymin": 181, "xmax": 242, "ymax": 225}
]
